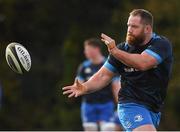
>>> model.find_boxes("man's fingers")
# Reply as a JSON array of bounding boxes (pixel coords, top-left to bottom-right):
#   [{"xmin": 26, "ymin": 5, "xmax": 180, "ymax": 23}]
[
  {"xmin": 75, "ymin": 92, "xmax": 80, "ymax": 98},
  {"xmin": 101, "ymin": 38, "xmax": 110, "ymax": 45},
  {"xmin": 63, "ymin": 79, "xmax": 83, "ymax": 98},
  {"xmin": 101, "ymin": 33, "xmax": 112, "ymax": 41},
  {"xmin": 62, "ymin": 86, "xmax": 73, "ymax": 90},
  {"xmin": 68, "ymin": 92, "xmax": 76, "ymax": 98},
  {"xmin": 63, "ymin": 89, "xmax": 73, "ymax": 95},
  {"xmin": 75, "ymin": 79, "xmax": 79, "ymax": 85},
  {"xmin": 101, "ymin": 33, "xmax": 115, "ymax": 46},
  {"xmin": 75, "ymin": 79, "xmax": 82, "ymax": 87}
]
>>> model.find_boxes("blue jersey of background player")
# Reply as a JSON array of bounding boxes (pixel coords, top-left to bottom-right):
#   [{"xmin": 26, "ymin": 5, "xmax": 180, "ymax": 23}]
[
  {"xmin": 77, "ymin": 60, "xmax": 116, "ymax": 104},
  {"xmin": 63, "ymin": 9, "xmax": 173, "ymax": 131},
  {"xmin": 76, "ymin": 38, "xmax": 121, "ymax": 131}
]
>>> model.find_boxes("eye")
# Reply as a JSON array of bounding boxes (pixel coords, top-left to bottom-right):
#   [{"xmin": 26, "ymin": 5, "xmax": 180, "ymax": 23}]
[{"xmin": 132, "ymin": 25, "xmax": 138, "ymax": 28}]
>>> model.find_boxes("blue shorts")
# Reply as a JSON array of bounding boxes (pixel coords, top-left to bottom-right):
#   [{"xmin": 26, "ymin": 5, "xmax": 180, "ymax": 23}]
[
  {"xmin": 117, "ymin": 103, "xmax": 161, "ymax": 131},
  {"xmin": 81, "ymin": 101, "xmax": 115, "ymax": 123},
  {"xmin": 110, "ymin": 110, "xmax": 121, "ymax": 125}
]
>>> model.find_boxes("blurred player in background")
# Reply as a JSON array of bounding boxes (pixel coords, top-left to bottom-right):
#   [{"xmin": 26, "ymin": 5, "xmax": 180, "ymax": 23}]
[
  {"xmin": 76, "ymin": 38, "xmax": 121, "ymax": 131},
  {"xmin": 63, "ymin": 9, "xmax": 173, "ymax": 131}
]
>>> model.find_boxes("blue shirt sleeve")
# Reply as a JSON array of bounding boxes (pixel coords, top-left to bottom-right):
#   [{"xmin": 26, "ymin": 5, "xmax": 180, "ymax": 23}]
[
  {"xmin": 144, "ymin": 38, "xmax": 172, "ymax": 64},
  {"xmin": 112, "ymin": 75, "xmax": 121, "ymax": 82},
  {"xmin": 103, "ymin": 60, "xmax": 118, "ymax": 73},
  {"xmin": 103, "ymin": 43, "xmax": 124, "ymax": 74}
]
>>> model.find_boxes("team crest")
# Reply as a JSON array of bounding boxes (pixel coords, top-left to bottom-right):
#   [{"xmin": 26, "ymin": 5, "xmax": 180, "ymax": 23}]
[
  {"xmin": 134, "ymin": 114, "xmax": 143, "ymax": 122},
  {"xmin": 85, "ymin": 68, "xmax": 92, "ymax": 74}
]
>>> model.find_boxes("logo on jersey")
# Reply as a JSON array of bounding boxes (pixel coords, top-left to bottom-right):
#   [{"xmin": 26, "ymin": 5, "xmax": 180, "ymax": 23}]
[
  {"xmin": 134, "ymin": 114, "xmax": 143, "ymax": 122},
  {"xmin": 85, "ymin": 68, "xmax": 92, "ymax": 74},
  {"xmin": 124, "ymin": 67, "xmax": 139, "ymax": 72}
]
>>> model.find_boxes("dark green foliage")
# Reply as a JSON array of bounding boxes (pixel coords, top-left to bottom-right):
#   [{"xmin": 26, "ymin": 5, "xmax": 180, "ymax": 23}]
[{"xmin": 0, "ymin": 0, "xmax": 179, "ymax": 130}]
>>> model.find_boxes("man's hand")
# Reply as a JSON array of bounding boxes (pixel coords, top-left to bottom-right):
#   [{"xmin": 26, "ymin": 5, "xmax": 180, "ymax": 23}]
[
  {"xmin": 101, "ymin": 33, "xmax": 117, "ymax": 52},
  {"xmin": 62, "ymin": 79, "xmax": 87, "ymax": 98}
]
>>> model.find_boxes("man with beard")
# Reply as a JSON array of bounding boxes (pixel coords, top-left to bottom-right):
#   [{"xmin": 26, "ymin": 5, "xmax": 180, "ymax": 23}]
[{"xmin": 63, "ymin": 9, "xmax": 173, "ymax": 131}]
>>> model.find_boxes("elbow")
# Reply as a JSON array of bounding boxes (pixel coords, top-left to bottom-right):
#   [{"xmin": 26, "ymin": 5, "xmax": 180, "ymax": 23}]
[{"xmin": 136, "ymin": 63, "xmax": 149, "ymax": 71}]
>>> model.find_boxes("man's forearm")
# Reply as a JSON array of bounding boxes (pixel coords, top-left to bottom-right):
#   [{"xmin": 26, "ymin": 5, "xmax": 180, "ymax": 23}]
[
  {"xmin": 83, "ymin": 72, "xmax": 110, "ymax": 94},
  {"xmin": 82, "ymin": 67, "xmax": 114, "ymax": 94},
  {"xmin": 110, "ymin": 47, "xmax": 149, "ymax": 70},
  {"xmin": 101, "ymin": 33, "xmax": 158, "ymax": 72}
]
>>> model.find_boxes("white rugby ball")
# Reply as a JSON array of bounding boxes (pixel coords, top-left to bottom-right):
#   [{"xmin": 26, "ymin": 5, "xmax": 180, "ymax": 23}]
[{"xmin": 5, "ymin": 42, "xmax": 31, "ymax": 74}]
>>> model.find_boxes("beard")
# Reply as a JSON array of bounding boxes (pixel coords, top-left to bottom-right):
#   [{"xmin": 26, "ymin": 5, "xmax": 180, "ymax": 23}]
[{"xmin": 126, "ymin": 32, "xmax": 145, "ymax": 47}]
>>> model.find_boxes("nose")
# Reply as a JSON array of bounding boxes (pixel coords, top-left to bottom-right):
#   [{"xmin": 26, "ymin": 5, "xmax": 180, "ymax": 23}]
[
  {"xmin": 128, "ymin": 25, "xmax": 133, "ymax": 34},
  {"xmin": 128, "ymin": 26, "xmax": 133, "ymax": 34}
]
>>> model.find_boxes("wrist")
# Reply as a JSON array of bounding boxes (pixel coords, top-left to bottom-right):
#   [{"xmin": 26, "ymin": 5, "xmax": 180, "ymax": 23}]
[
  {"xmin": 82, "ymin": 83, "xmax": 88, "ymax": 94},
  {"xmin": 109, "ymin": 46, "xmax": 118, "ymax": 55}
]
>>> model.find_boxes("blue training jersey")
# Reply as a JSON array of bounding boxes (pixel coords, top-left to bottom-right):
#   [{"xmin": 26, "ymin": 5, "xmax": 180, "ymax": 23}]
[
  {"xmin": 104, "ymin": 33, "xmax": 173, "ymax": 112},
  {"xmin": 77, "ymin": 58, "xmax": 119, "ymax": 103}
]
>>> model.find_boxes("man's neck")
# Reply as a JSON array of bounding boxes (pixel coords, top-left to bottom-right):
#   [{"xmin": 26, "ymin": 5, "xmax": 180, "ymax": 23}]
[
  {"xmin": 142, "ymin": 32, "xmax": 153, "ymax": 45},
  {"xmin": 90, "ymin": 55, "xmax": 104, "ymax": 64}
]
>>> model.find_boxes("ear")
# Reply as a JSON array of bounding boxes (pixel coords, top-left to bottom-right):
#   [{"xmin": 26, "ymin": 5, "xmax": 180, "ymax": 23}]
[{"xmin": 144, "ymin": 25, "xmax": 152, "ymax": 34}]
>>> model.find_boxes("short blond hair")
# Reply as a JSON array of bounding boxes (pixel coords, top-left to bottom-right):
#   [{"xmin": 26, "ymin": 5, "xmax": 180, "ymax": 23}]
[{"xmin": 130, "ymin": 9, "xmax": 153, "ymax": 27}]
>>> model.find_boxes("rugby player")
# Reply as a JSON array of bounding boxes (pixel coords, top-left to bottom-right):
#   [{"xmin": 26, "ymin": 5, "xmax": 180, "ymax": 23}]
[
  {"xmin": 76, "ymin": 38, "xmax": 121, "ymax": 131},
  {"xmin": 63, "ymin": 9, "xmax": 173, "ymax": 131}
]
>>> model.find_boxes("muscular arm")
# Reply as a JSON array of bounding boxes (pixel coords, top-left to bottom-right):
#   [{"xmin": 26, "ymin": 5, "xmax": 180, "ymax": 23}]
[
  {"xmin": 101, "ymin": 33, "xmax": 158, "ymax": 71},
  {"xmin": 83, "ymin": 66, "xmax": 116, "ymax": 94},
  {"xmin": 110, "ymin": 48, "xmax": 158, "ymax": 71},
  {"xmin": 63, "ymin": 65, "xmax": 116, "ymax": 98}
]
